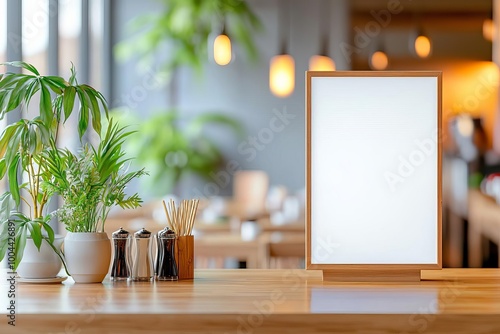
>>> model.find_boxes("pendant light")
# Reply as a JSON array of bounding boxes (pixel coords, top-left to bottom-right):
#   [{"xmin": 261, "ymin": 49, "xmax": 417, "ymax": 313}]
[
  {"xmin": 213, "ymin": 23, "xmax": 232, "ymax": 66},
  {"xmin": 483, "ymin": 15, "xmax": 496, "ymax": 41},
  {"xmin": 309, "ymin": 0, "xmax": 335, "ymax": 71},
  {"xmin": 270, "ymin": 0, "xmax": 295, "ymax": 98},
  {"xmin": 369, "ymin": 38, "xmax": 388, "ymax": 70},
  {"xmin": 409, "ymin": 6, "xmax": 432, "ymax": 59},
  {"xmin": 412, "ymin": 27, "xmax": 432, "ymax": 59}
]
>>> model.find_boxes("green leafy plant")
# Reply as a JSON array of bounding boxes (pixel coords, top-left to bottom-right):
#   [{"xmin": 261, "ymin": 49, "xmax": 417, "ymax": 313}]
[
  {"xmin": 0, "ymin": 61, "xmax": 108, "ymax": 269},
  {"xmin": 115, "ymin": 0, "xmax": 261, "ymax": 74},
  {"xmin": 43, "ymin": 119, "xmax": 147, "ymax": 233},
  {"xmin": 115, "ymin": 110, "xmax": 243, "ymax": 196}
]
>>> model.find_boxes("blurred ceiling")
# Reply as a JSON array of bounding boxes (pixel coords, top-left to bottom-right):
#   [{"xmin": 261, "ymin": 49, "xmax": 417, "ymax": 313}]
[
  {"xmin": 351, "ymin": 0, "xmax": 491, "ymax": 13},
  {"xmin": 349, "ymin": 0, "xmax": 493, "ymax": 68}
]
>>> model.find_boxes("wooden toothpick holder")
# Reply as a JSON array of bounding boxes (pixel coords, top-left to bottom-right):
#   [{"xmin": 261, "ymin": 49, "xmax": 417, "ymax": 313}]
[{"xmin": 175, "ymin": 235, "xmax": 194, "ymax": 280}]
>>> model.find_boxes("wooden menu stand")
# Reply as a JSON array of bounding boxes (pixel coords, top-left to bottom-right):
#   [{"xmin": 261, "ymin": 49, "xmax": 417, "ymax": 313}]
[
  {"xmin": 322, "ymin": 269, "xmax": 422, "ymax": 282},
  {"xmin": 306, "ymin": 72, "xmax": 442, "ymax": 284}
]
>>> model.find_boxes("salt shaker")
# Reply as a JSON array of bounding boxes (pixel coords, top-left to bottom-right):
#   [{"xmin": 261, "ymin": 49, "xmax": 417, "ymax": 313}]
[
  {"xmin": 110, "ymin": 227, "xmax": 131, "ymax": 281},
  {"xmin": 130, "ymin": 228, "xmax": 154, "ymax": 282},
  {"xmin": 156, "ymin": 227, "xmax": 178, "ymax": 281}
]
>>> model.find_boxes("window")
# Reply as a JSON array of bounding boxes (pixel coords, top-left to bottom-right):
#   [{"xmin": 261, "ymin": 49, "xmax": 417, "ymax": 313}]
[
  {"xmin": 0, "ymin": 0, "xmax": 111, "ymax": 200},
  {"xmin": 22, "ymin": 0, "xmax": 49, "ymax": 120},
  {"xmin": 0, "ymin": 0, "xmax": 6, "ymax": 194},
  {"xmin": 59, "ymin": 0, "xmax": 81, "ymax": 77},
  {"xmin": 0, "ymin": 0, "xmax": 5, "ymax": 62},
  {"xmin": 58, "ymin": 0, "xmax": 82, "ymax": 150},
  {"xmin": 21, "ymin": 0, "xmax": 48, "ymax": 70},
  {"xmin": 90, "ymin": 0, "xmax": 103, "ymax": 92}
]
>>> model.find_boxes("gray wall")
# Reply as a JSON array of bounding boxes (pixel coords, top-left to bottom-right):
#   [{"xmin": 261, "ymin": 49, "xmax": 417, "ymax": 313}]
[{"xmin": 112, "ymin": 0, "xmax": 350, "ymax": 198}]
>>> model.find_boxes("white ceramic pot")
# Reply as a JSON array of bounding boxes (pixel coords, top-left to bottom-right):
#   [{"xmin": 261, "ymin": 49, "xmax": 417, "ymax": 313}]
[
  {"xmin": 64, "ymin": 232, "xmax": 111, "ymax": 283},
  {"xmin": 17, "ymin": 236, "xmax": 64, "ymax": 279}
]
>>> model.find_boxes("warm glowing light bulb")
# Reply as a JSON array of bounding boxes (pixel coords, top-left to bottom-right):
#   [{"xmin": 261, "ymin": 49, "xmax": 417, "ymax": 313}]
[
  {"xmin": 309, "ymin": 55, "xmax": 336, "ymax": 71},
  {"xmin": 213, "ymin": 34, "xmax": 232, "ymax": 66},
  {"xmin": 415, "ymin": 35, "xmax": 431, "ymax": 58},
  {"xmin": 269, "ymin": 54, "xmax": 295, "ymax": 97},
  {"xmin": 370, "ymin": 51, "xmax": 388, "ymax": 70},
  {"xmin": 483, "ymin": 19, "xmax": 496, "ymax": 41},
  {"xmin": 457, "ymin": 115, "xmax": 474, "ymax": 138}
]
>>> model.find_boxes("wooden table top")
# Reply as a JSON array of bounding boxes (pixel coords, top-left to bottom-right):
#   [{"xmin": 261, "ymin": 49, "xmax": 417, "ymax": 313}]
[{"xmin": 2, "ymin": 269, "xmax": 500, "ymax": 333}]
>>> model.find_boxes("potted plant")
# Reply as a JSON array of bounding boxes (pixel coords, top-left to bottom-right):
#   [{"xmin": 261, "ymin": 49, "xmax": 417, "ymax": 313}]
[
  {"xmin": 44, "ymin": 119, "xmax": 146, "ymax": 283},
  {"xmin": 0, "ymin": 61, "xmax": 108, "ymax": 278}
]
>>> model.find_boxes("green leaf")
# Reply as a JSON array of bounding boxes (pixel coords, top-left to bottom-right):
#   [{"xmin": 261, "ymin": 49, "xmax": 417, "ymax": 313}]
[
  {"xmin": 76, "ymin": 88, "xmax": 89, "ymax": 140},
  {"xmin": 52, "ymin": 95, "xmax": 63, "ymax": 124},
  {"xmin": 27, "ymin": 221, "xmax": 43, "ymax": 250},
  {"xmin": 0, "ymin": 122, "xmax": 20, "ymax": 159},
  {"xmin": 63, "ymin": 86, "xmax": 76, "ymax": 122},
  {"xmin": 4, "ymin": 122, "xmax": 23, "ymax": 165},
  {"xmin": 0, "ymin": 73, "xmax": 23, "ymax": 91},
  {"xmin": 42, "ymin": 222, "xmax": 55, "ymax": 244},
  {"xmin": 32, "ymin": 118, "xmax": 51, "ymax": 146},
  {"xmin": 0, "ymin": 192, "xmax": 15, "ymax": 220},
  {"xmin": 27, "ymin": 122, "xmax": 38, "ymax": 154},
  {"xmin": 95, "ymin": 91, "xmax": 109, "ymax": 119},
  {"xmin": 8, "ymin": 154, "xmax": 20, "ymax": 206},
  {"xmin": 0, "ymin": 219, "xmax": 10, "ymax": 261},
  {"xmin": 0, "ymin": 158, "xmax": 6, "ymax": 179},
  {"xmin": 44, "ymin": 76, "xmax": 67, "ymax": 94},
  {"xmin": 0, "ymin": 224, "xmax": 9, "ymax": 261},
  {"xmin": 0, "ymin": 92, "xmax": 8, "ymax": 119},
  {"xmin": 14, "ymin": 225, "xmax": 27, "ymax": 270},
  {"xmin": 6, "ymin": 76, "xmax": 32, "ymax": 112},
  {"xmin": 1, "ymin": 61, "xmax": 40, "ymax": 75},
  {"xmin": 39, "ymin": 81, "xmax": 53, "ymax": 125},
  {"xmin": 83, "ymin": 86, "xmax": 102, "ymax": 134},
  {"xmin": 23, "ymin": 78, "xmax": 40, "ymax": 108},
  {"xmin": 68, "ymin": 62, "xmax": 77, "ymax": 85}
]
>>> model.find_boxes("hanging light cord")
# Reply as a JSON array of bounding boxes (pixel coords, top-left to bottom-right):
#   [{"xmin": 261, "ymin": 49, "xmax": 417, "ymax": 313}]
[
  {"xmin": 319, "ymin": 0, "xmax": 330, "ymax": 56},
  {"xmin": 278, "ymin": 0, "xmax": 290, "ymax": 54}
]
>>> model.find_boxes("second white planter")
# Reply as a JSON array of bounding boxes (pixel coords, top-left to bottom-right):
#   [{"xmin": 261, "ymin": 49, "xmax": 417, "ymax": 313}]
[{"xmin": 64, "ymin": 232, "xmax": 111, "ymax": 283}]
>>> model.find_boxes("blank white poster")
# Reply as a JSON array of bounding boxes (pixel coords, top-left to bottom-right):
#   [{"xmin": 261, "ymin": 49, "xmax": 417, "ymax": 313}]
[{"xmin": 310, "ymin": 76, "xmax": 438, "ymax": 264}]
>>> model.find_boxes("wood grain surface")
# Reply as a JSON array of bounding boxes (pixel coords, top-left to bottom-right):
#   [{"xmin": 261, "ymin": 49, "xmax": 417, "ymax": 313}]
[{"xmin": 2, "ymin": 269, "xmax": 500, "ymax": 333}]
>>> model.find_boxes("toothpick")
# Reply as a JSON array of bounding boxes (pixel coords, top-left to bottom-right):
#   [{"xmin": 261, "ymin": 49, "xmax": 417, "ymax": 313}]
[{"xmin": 162, "ymin": 200, "xmax": 173, "ymax": 231}]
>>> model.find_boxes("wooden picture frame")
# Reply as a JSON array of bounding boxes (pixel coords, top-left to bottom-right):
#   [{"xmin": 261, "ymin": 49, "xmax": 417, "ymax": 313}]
[{"xmin": 306, "ymin": 71, "xmax": 442, "ymax": 282}]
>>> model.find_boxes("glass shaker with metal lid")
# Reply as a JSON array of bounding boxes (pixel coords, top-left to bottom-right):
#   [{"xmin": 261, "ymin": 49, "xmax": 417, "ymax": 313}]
[
  {"xmin": 130, "ymin": 228, "xmax": 154, "ymax": 281},
  {"xmin": 156, "ymin": 227, "xmax": 178, "ymax": 281},
  {"xmin": 110, "ymin": 227, "xmax": 131, "ymax": 281}
]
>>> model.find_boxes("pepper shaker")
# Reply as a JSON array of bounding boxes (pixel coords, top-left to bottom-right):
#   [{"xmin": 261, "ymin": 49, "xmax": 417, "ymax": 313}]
[
  {"xmin": 130, "ymin": 228, "xmax": 154, "ymax": 282},
  {"xmin": 156, "ymin": 227, "xmax": 178, "ymax": 281},
  {"xmin": 110, "ymin": 227, "xmax": 131, "ymax": 281}
]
